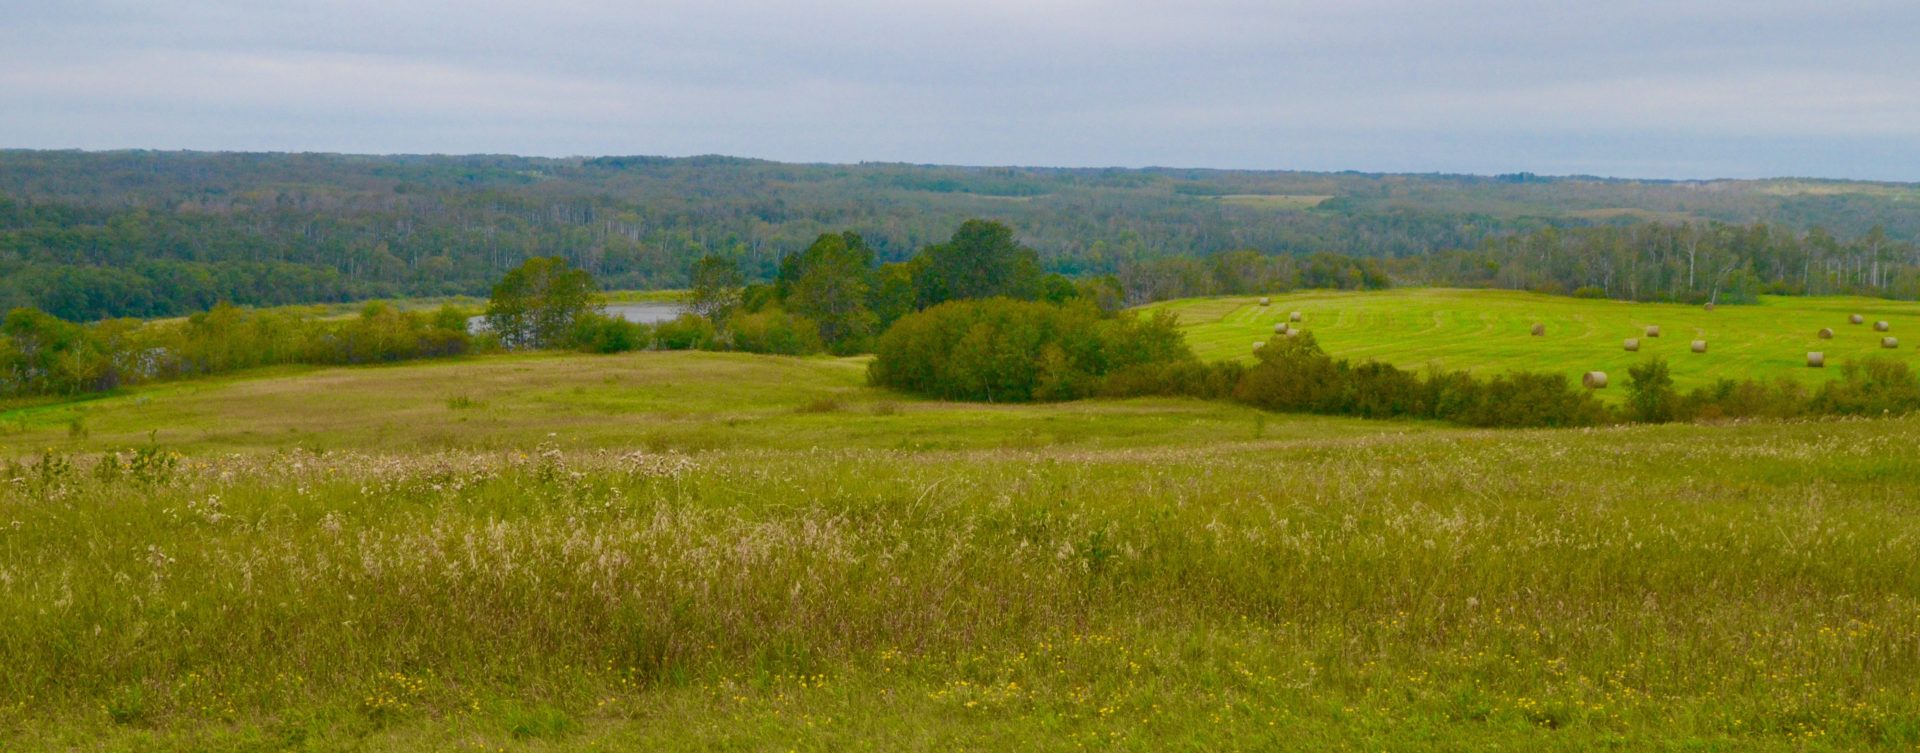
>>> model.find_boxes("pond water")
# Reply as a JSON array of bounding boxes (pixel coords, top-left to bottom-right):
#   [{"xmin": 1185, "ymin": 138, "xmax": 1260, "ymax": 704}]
[
  {"xmin": 601, "ymin": 302, "xmax": 688, "ymax": 324},
  {"xmin": 467, "ymin": 302, "xmax": 686, "ymax": 333}
]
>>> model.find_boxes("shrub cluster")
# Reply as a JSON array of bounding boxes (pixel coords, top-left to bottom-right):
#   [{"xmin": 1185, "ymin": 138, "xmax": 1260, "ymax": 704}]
[
  {"xmin": 726, "ymin": 308, "xmax": 826, "ymax": 356},
  {"xmin": 1625, "ymin": 356, "xmax": 1920, "ymax": 422},
  {"xmin": 868, "ymin": 298, "xmax": 1192, "ymax": 402},
  {"xmin": 1, "ymin": 302, "xmax": 476, "ymax": 397},
  {"xmin": 1229, "ymin": 334, "xmax": 1609, "ymax": 427},
  {"xmin": 563, "ymin": 309, "xmax": 824, "ymax": 356}
]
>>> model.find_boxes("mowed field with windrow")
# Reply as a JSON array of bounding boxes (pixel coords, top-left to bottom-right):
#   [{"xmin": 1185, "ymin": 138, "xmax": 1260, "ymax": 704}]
[{"xmin": 1144, "ymin": 289, "xmax": 1920, "ymax": 395}]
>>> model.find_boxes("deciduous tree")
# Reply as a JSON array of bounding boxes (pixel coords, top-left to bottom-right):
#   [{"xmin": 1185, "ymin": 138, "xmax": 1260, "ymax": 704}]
[{"xmin": 486, "ymin": 257, "xmax": 600, "ymax": 349}]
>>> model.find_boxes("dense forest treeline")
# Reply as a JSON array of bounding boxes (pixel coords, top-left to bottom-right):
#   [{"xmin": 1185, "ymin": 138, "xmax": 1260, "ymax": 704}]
[
  {"xmin": 5, "ymin": 150, "xmax": 1920, "ymax": 320},
  {"xmin": 1111, "ymin": 250, "xmax": 1392, "ymax": 304},
  {"xmin": 1405, "ymin": 222, "xmax": 1920, "ymax": 303}
]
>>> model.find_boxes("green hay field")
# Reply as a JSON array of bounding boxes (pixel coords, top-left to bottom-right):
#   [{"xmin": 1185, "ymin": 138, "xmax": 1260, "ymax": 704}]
[
  {"xmin": 4, "ymin": 347, "xmax": 1919, "ymax": 750},
  {"xmin": 1144, "ymin": 288, "xmax": 1920, "ymax": 395}
]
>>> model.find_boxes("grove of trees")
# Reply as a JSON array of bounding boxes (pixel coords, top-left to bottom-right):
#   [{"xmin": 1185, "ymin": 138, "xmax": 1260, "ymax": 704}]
[
  {"xmin": 484, "ymin": 256, "xmax": 600, "ymax": 349},
  {"xmin": 867, "ymin": 299, "xmax": 1191, "ymax": 402},
  {"xmin": 687, "ymin": 220, "xmax": 1097, "ymax": 356}
]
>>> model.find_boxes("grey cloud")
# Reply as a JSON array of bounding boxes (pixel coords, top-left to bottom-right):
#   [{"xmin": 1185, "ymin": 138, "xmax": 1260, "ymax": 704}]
[{"xmin": 1, "ymin": 0, "xmax": 1914, "ymax": 179}]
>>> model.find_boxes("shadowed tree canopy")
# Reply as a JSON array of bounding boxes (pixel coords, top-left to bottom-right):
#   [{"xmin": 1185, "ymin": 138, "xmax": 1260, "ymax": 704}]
[
  {"xmin": 686, "ymin": 255, "xmax": 746, "ymax": 324},
  {"xmin": 783, "ymin": 232, "xmax": 880, "ymax": 355},
  {"xmin": 913, "ymin": 220, "xmax": 1043, "ymax": 307}
]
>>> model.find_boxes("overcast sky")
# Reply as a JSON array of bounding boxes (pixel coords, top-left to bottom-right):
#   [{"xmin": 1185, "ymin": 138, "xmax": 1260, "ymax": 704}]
[{"xmin": 2, "ymin": 0, "xmax": 1915, "ymax": 180}]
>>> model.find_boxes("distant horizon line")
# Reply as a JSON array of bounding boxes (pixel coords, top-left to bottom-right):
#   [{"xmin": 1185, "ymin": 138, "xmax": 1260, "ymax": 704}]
[{"xmin": 4, "ymin": 146, "xmax": 1913, "ymax": 187}]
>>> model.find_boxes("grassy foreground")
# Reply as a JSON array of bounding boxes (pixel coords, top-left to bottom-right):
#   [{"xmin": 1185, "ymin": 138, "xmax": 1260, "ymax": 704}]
[
  {"xmin": 4, "ymin": 351, "xmax": 1920, "ymax": 750},
  {"xmin": 1146, "ymin": 289, "xmax": 1920, "ymax": 395}
]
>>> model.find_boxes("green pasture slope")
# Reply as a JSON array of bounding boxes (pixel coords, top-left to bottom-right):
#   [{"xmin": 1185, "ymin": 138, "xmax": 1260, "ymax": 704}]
[
  {"xmin": 4, "ymin": 352, "xmax": 1920, "ymax": 750},
  {"xmin": 1146, "ymin": 288, "xmax": 1920, "ymax": 395}
]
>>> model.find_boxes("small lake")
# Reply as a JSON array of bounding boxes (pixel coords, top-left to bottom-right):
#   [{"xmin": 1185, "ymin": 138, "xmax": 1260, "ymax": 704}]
[
  {"xmin": 467, "ymin": 302, "xmax": 686, "ymax": 333},
  {"xmin": 601, "ymin": 302, "xmax": 688, "ymax": 324}
]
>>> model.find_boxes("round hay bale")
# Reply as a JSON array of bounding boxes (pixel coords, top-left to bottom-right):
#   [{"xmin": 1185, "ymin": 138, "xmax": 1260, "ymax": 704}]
[
  {"xmin": 1807, "ymin": 352, "xmax": 1825, "ymax": 368},
  {"xmin": 1704, "ymin": 302, "xmax": 1716, "ymax": 311},
  {"xmin": 1818, "ymin": 327, "xmax": 1834, "ymax": 339},
  {"xmin": 1289, "ymin": 311, "xmax": 1303, "ymax": 322},
  {"xmin": 1530, "ymin": 323, "xmax": 1545, "ymax": 336},
  {"xmin": 1644, "ymin": 325, "xmax": 1661, "ymax": 337},
  {"xmin": 1253, "ymin": 341, "xmax": 1265, "ymax": 350},
  {"xmin": 1691, "ymin": 340, "xmax": 1707, "ymax": 353},
  {"xmin": 1273, "ymin": 322, "xmax": 1289, "ymax": 334},
  {"xmin": 1583, "ymin": 371, "xmax": 1608, "ymax": 389},
  {"xmin": 1259, "ymin": 297, "xmax": 1271, "ymax": 306},
  {"xmin": 1875, "ymin": 320, "xmax": 1891, "ymax": 332},
  {"xmin": 1884, "ymin": 337, "xmax": 1900, "ymax": 349},
  {"xmin": 1850, "ymin": 314, "xmax": 1865, "ymax": 324},
  {"xmin": 1623, "ymin": 338, "xmax": 1640, "ymax": 352},
  {"xmin": 1284, "ymin": 329, "xmax": 1300, "ymax": 338}
]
